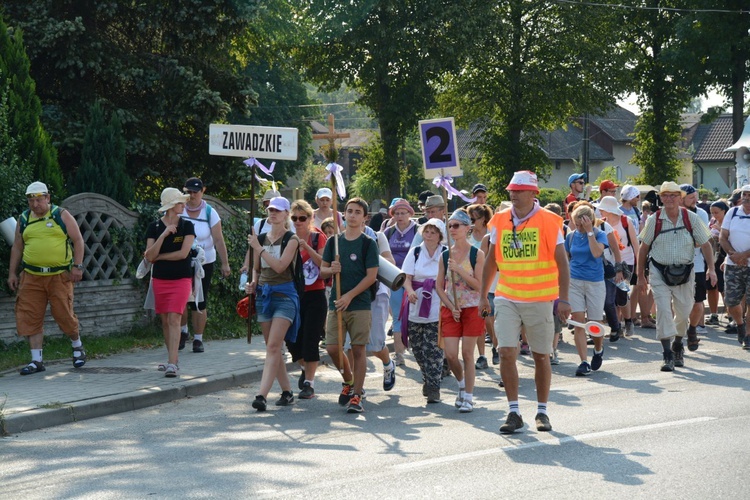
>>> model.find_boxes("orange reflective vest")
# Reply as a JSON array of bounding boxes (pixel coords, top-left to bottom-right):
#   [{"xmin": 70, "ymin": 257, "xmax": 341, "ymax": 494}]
[{"xmin": 490, "ymin": 208, "xmax": 562, "ymax": 302}]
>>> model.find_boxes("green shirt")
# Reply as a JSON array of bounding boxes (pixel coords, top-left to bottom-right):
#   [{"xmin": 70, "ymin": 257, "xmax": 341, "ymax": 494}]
[{"xmin": 322, "ymin": 233, "xmax": 379, "ymax": 311}]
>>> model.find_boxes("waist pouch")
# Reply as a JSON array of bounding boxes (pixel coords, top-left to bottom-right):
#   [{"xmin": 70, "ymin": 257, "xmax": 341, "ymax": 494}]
[{"xmin": 651, "ymin": 259, "xmax": 693, "ymax": 287}]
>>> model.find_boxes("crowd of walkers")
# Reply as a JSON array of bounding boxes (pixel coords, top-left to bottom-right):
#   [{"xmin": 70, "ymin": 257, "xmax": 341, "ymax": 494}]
[{"xmin": 10, "ymin": 172, "xmax": 749, "ymax": 435}]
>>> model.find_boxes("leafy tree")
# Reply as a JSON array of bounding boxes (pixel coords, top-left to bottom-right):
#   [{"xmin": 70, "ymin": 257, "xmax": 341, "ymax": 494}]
[
  {"xmin": 73, "ymin": 102, "xmax": 133, "ymax": 206},
  {"xmin": 0, "ymin": 15, "xmax": 63, "ymax": 197},
  {"xmin": 0, "ymin": 79, "xmax": 33, "ymax": 221},
  {"xmin": 439, "ymin": 0, "xmax": 630, "ymax": 199},
  {"xmin": 294, "ymin": 0, "xmax": 484, "ymax": 200}
]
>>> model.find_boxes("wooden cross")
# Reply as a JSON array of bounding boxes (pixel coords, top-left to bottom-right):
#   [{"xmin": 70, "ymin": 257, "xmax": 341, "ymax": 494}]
[{"xmin": 312, "ymin": 114, "xmax": 350, "ymax": 162}]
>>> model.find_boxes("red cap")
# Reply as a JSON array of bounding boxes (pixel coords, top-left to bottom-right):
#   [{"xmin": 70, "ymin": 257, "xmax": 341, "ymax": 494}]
[{"xmin": 599, "ymin": 180, "xmax": 618, "ymax": 192}]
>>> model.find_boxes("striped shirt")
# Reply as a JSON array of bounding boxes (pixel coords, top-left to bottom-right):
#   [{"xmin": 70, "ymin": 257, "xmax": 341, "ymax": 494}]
[{"xmin": 639, "ymin": 208, "xmax": 711, "ymax": 265}]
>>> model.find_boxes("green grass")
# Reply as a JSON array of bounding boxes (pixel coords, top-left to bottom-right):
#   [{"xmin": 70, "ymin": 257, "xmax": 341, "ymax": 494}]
[{"xmin": 0, "ymin": 317, "xmax": 259, "ymax": 372}]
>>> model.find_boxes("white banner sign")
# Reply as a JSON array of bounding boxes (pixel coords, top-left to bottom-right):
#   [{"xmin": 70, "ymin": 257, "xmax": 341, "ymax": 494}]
[{"xmin": 209, "ymin": 124, "xmax": 298, "ymax": 160}]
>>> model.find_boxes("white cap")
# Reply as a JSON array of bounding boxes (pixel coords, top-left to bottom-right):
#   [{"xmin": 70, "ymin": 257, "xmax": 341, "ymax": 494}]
[
  {"xmin": 25, "ymin": 181, "xmax": 49, "ymax": 195},
  {"xmin": 316, "ymin": 187, "xmax": 333, "ymax": 200},
  {"xmin": 620, "ymin": 185, "xmax": 640, "ymax": 201}
]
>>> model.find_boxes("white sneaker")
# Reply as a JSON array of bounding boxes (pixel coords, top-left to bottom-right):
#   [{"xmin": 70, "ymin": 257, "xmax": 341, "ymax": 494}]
[
  {"xmin": 695, "ymin": 325, "xmax": 708, "ymax": 334},
  {"xmin": 459, "ymin": 399, "xmax": 474, "ymax": 413},
  {"xmin": 550, "ymin": 350, "xmax": 559, "ymax": 365},
  {"xmin": 454, "ymin": 389, "xmax": 465, "ymax": 408}
]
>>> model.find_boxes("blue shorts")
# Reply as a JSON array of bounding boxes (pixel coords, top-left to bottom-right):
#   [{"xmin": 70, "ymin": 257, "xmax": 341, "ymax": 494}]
[{"xmin": 257, "ymin": 294, "xmax": 296, "ymax": 323}]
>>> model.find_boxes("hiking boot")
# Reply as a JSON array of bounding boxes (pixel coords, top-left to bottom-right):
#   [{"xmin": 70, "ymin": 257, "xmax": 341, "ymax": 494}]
[
  {"xmin": 475, "ymin": 355, "xmax": 488, "ymax": 370},
  {"xmin": 520, "ymin": 342, "xmax": 530, "ymax": 355},
  {"xmin": 610, "ymin": 328, "xmax": 621, "ymax": 343},
  {"xmin": 743, "ymin": 336, "xmax": 750, "ymax": 350},
  {"xmin": 661, "ymin": 351, "xmax": 675, "ymax": 372},
  {"xmin": 625, "ymin": 321, "xmax": 635, "ymax": 337},
  {"xmin": 383, "ymin": 360, "xmax": 396, "ymax": 391},
  {"xmin": 299, "ymin": 382, "xmax": 315, "ymax": 399},
  {"xmin": 192, "ymin": 339, "xmax": 204, "ymax": 353},
  {"xmin": 575, "ymin": 361, "xmax": 592, "ymax": 376},
  {"xmin": 705, "ymin": 314, "xmax": 720, "ymax": 326},
  {"xmin": 72, "ymin": 345, "xmax": 87, "ymax": 368},
  {"xmin": 499, "ymin": 412, "xmax": 524, "ymax": 434},
  {"xmin": 535, "ymin": 413, "xmax": 552, "ymax": 432},
  {"xmin": 20, "ymin": 360, "xmax": 45, "ymax": 376},
  {"xmin": 672, "ymin": 341, "xmax": 685, "ymax": 368},
  {"xmin": 426, "ymin": 386, "xmax": 441, "ymax": 403},
  {"xmin": 591, "ymin": 351, "xmax": 603, "ymax": 371},
  {"xmin": 338, "ymin": 384, "xmax": 353, "ymax": 405},
  {"xmin": 492, "ymin": 347, "xmax": 500, "ymax": 365},
  {"xmin": 252, "ymin": 395, "xmax": 267, "ymax": 411},
  {"xmin": 178, "ymin": 331, "xmax": 188, "ymax": 350},
  {"xmin": 550, "ymin": 350, "xmax": 560, "ymax": 366},
  {"xmin": 275, "ymin": 390, "xmax": 295, "ymax": 406},
  {"xmin": 347, "ymin": 394, "xmax": 364, "ymax": 413}
]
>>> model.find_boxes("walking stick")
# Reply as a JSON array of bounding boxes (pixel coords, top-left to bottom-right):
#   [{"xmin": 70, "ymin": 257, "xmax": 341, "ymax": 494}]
[
  {"xmin": 247, "ymin": 162, "xmax": 257, "ymax": 344},
  {"xmin": 331, "ymin": 177, "xmax": 344, "ymax": 372}
]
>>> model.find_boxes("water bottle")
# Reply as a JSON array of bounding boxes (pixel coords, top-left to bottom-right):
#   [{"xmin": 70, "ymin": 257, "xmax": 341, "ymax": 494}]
[
  {"xmin": 239, "ymin": 271, "xmax": 248, "ymax": 291},
  {"xmin": 616, "ymin": 280, "xmax": 630, "ymax": 293}
]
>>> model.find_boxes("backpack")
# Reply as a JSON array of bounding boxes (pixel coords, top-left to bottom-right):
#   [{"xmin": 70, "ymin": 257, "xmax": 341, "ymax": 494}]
[
  {"xmin": 258, "ymin": 231, "xmax": 304, "ymax": 298},
  {"xmin": 620, "ymin": 215, "xmax": 634, "ymax": 249},
  {"xmin": 413, "ymin": 244, "xmax": 447, "ymax": 263},
  {"xmin": 20, "ymin": 204, "xmax": 72, "ymax": 260},
  {"xmin": 441, "ymin": 246, "xmax": 478, "ymax": 276},
  {"xmin": 183, "ymin": 203, "xmax": 213, "ymax": 225},
  {"xmin": 653, "ymin": 207, "xmax": 695, "ymax": 245}
]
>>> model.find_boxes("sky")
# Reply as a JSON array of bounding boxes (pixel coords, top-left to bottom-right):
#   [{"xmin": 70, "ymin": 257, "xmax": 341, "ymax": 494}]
[{"xmin": 618, "ymin": 89, "xmax": 728, "ymax": 115}]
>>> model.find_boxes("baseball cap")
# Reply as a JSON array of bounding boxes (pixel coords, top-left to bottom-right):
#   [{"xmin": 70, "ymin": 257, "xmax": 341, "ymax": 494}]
[
  {"xmin": 183, "ymin": 177, "xmax": 203, "ymax": 192},
  {"xmin": 568, "ymin": 173, "xmax": 586, "ymax": 186},
  {"xmin": 25, "ymin": 181, "xmax": 49, "ymax": 196},
  {"xmin": 316, "ymin": 187, "xmax": 333, "ymax": 200},
  {"xmin": 599, "ymin": 180, "xmax": 618, "ymax": 192}
]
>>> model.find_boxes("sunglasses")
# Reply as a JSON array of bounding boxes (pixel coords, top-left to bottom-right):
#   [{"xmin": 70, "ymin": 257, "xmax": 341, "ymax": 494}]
[
  {"xmin": 26, "ymin": 193, "xmax": 47, "ymax": 199},
  {"xmin": 448, "ymin": 223, "xmax": 465, "ymax": 229},
  {"xmin": 291, "ymin": 215, "xmax": 308, "ymax": 222},
  {"xmin": 574, "ymin": 180, "xmax": 585, "ymax": 185}
]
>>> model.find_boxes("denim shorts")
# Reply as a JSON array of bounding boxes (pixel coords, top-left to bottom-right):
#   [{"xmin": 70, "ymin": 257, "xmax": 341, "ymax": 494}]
[{"xmin": 257, "ymin": 294, "xmax": 297, "ymax": 323}]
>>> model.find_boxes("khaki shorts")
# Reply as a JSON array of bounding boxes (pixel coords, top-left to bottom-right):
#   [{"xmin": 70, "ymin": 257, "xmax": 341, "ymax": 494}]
[
  {"xmin": 15, "ymin": 272, "xmax": 79, "ymax": 337},
  {"xmin": 326, "ymin": 309, "xmax": 371, "ymax": 346},
  {"xmin": 494, "ymin": 298, "xmax": 554, "ymax": 355}
]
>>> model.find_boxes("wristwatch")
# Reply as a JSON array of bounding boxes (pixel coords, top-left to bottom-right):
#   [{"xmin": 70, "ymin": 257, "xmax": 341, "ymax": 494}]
[
  {"xmin": 587, "ymin": 231, "xmax": 594, "ymax": 237},
  {"xmin": 73, "ymin": 264, "xmax": 84, "ymax": 270}
]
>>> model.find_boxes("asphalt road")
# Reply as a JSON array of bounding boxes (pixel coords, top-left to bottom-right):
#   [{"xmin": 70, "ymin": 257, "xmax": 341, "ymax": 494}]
[{"xmin": 2, "ymin": 330, "xmax": 749, "ymax": 499}]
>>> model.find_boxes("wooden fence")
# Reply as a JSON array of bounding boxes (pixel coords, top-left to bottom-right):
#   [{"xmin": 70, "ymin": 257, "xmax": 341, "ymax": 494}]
[{"xmin": 0, "ymin": 193, "xmax": 239, "ymax": 344}]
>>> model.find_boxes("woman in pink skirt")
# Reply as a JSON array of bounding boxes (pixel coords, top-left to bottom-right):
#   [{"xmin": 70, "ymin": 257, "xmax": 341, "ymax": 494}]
[{"xmin": 144, "ymin": 188, "xmax": 196, "ymax": 377}]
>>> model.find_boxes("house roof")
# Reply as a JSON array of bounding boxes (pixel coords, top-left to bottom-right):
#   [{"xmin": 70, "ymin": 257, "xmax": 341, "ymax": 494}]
[
  {"xmin": 540, "ymin": 124, "xmax": 614, "ymax": 161},
  {"xmin": 692, "ymin": 115, "xmax": 735, "ymax": 162},
  {"xmin": 455, "ymin": 122, "xmax": 483, "ymax": 159},
  {"xmin": 591, "ymin": 106, "xmax": 638, "ymax": 142}
]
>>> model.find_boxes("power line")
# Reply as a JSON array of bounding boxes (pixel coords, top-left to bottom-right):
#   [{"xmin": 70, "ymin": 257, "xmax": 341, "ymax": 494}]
[{"xmin": 554, "ymin": 0, "xmax": 750, "ymax": 14}]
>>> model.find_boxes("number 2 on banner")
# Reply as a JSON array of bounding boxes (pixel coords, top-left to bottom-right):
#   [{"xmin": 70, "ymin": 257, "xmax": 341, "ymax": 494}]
[{"xmin": 419, "ymin": 117, "xmax": 462, "ymax": 180}]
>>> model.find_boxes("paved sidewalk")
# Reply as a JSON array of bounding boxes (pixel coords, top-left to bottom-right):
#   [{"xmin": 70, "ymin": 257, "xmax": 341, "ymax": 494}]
[{"xmin": 0, "ymin": 336, "xmax": 315, "ymax": 435}]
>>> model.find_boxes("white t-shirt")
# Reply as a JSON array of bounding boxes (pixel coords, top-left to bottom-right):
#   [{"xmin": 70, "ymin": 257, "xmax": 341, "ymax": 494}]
[
  {"xmin": 722, "ymin": 205, "xmax": 750, "ymax": 266},
  {"xmin": 693, "ymin": 207, "xmax": 709, "ymax": 272},
  {"xmin": 374, "ymin": 230, "xmax": 391, "ymax": 297},
  {"xmin": 401, "ymin": 242, "xmax": 443, "ymax": 323},
  {"xmin": 181, "ymin": 204, "xmax": 221, "ymax": 263}
]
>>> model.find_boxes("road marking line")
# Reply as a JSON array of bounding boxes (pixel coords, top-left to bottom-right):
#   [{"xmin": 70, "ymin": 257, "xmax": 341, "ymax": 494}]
[{"xmin": 393, "ymin": 416, "xmax": 716, "ymax": 470}]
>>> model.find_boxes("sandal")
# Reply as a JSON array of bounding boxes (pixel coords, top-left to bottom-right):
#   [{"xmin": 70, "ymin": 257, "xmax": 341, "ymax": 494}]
[
  {"xmin": 157, "ymin": 363, "xmax": 168, "ymax": 372},
  {"xmin": 641, "ymin": 320, "xmax": 657, "ymax": 329},
  {"xmin": 20, "ymin": 360, "xmax": 46, "ymax": 375},
  {"xmin": 687, "ymin": 332, "xmax": 701, "ymax": 352},
  {"xmin": 72, "ymin": 346, "xmax": 87, "ymax": 368},
  {"xmin": 164, "ymin": 363, "xmax": 179, "ymax": 378}
]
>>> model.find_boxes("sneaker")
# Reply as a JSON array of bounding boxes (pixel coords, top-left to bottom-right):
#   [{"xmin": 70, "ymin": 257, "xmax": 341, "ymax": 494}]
[
  {"xmin": 591, "ymin": 351, "xmax": 603, "ymax": 371},
  {"xmin": 298, "ymin": 369, "xmax": 306, "ymax": 391},
  {"xmin": 520, "ymin": 342, "xmax": 530, "ymax": 355},
  {"xmin": 499, "ymin": 412, "xmax": 524, "ymax": 434},
  {"xmin": 625, "ymin": 321, "xmax": 635, "ymax": 337},
  {"xmin": 19, "ymin": 360, "xmax": 46, "ymax": 376},
  {"xmin": 192, "ymin": 339, "xmax": 204, "ymax": 353},
  {"xmin": 575, "ymin": 361, "xmax": 592, "ymax": 376},
  {"xmin": 672, "ymin": 341, "xmax": 684, "ymax": 368},
  {"xmin": 550, "ymin": 350, "xmax": 559, "ymax": 365},
  {"xmin": 661, "ymin": 351, "xmax": 675, "ymax": 372},
  {"xmin": 498, "ymin": 378, "xmax": 505, "ymax": 388},
  {"xmin": 492, "ymin": 347, "xmax": 500, "ymax": 365},
  {"xmin": 726, "ymin": 323, "xmax": 738, "ymax": 335},
  {"xmin": 383, "ymin": 361, "xmax": 396, "ymax": 391},
  {"xmin": 705, "ymin": 314, "xmax": 720, "ymax": 326},
  {"xmin": 346, "ymin": 394, "xmax": 364, "ymax": 413},
  {"xmin": 394, "ymin": 352, "xmax": 405, "ymax": 366},
  {"xmin": 275, "ymin": 390, "xmax": 295, "ymax": 406},
  {"xmin": 178, "ymin": 331, "xmax": 188, "ymax": 350},
  {"xmin": 485, "ymin": 333, "xmax": 492, "ymax": 344},
  {"xmin": 743, "ymin": 336, "xmax": 750, "ymax": 350},
  {"xmin": 459, "ymin": 399, "xmax": 474, "ymax": 413},
  {"xmin": 455, "ymin": 389, "xmax": 465, "ymax": 408},
  {"xmin": 299, "ymin": 382, "xmax": 315, "ymax": 399},
  {"xmin": 72, "ymin": 345, "xmax": 87, "ymax": 368},
  {"xmin": 586, "ymin": 336, "xmax": 594, "ymax": 345},
  {"xmin": 610, "ymin": 328, "xmax": 621, "ymax": 343},
  {"xmin": 535, "ymin": 413, "xmax": 552, "ymax": 432},
  {"xmin": 695, "ymin": 325, "xmax": 708, "ymax": 335},
  {"xmin": 475, "ymin": 355, "xmax": 488, "ymax": 370},
  {"xmin": 338, "ymin": 384, "xmax": 353, "ymax": 405},
  {"xmin": 252, "ymin": 395, "xmax": 267, "ymax": 411},
  {"xmin": 426, "ymin": 386, "xmax": 441, "ymax": 403},
  {"xmin": 164, "ymin": 363, "xmax": 179, "ymax": 378}
]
